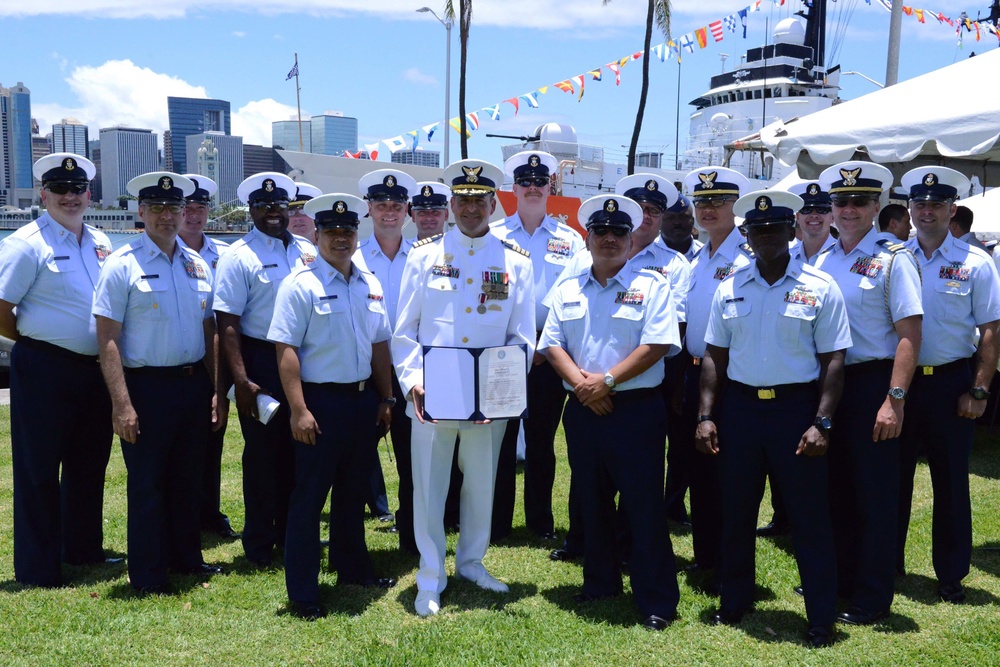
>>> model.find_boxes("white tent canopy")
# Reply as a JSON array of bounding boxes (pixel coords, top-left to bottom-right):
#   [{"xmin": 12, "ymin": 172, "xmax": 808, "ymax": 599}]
[
  {"xmin": 960, "ymin": 188, "xmax": 1000, "ymax": 235},
  {"xmin": 757, "ymin": 49, "xmax": 1000, "ymax": 186}
]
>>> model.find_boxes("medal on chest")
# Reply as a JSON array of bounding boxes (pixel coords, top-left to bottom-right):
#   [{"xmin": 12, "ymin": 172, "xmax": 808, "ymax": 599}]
[
  {"xmin": 546, "ymin": 238, "xmax": 572, "ymax": 257},
  {"xmin": 784, "ymin": 287, "xmax": 817, "ymax": 307},
  {"xmin": 939, "ymin": 262, "xmax": 970, "ymax": 281},
  {"xmin": 714, "ymin": 263, "xmax": 736, "ymax": 281},
  {"xmin": 849, "ymin": 256, "xmax": 882, "ymax": 278},
  {"xmin": 432, "ymin": 264, "xmax": 460, "ymax": 278},
  {"xmin": 95, "ymin": 244, "xmax": 112, "ymax": 262},
  {"xmin": 482, "ymin": 271, "xmax": 510, "ymax": 301},
  {"xmin": 300, "ymin": 252, "xmax": 316, "ymax": 265},
  {"xmin": 183, "ymin": 259, "xmax": 208, "ymax": 280},
  {"xmin": 616, "ymin": 288, "xmax": 645, "ymax": 305},
  {"xmin": 643, "ymin": 264, "xmax": 670, "ymax": 278}
]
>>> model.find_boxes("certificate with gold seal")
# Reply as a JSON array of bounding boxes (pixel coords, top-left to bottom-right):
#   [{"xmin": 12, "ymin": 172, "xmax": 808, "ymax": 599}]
[{"xmin": 422, "ymin": 344, "xmax": 528, "ymax": 421}]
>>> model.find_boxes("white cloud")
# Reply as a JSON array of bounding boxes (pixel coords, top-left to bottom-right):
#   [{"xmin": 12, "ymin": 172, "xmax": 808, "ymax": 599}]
[
  {"xmin": 402, "ymin": 67, "xmax": 438, "ymax": 86},
  {"xmin": 232, "ymin": 98, "xmax": 301, "ymax": 146},
  {"xmin": 232, "ymin": 30, "xmax": 246, "ymax": 37}
]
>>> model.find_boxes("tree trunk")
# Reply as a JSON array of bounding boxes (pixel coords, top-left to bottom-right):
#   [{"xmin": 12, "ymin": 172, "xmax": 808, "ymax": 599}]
[
  {"xmin": 459, "ymin": 0, "xmax": 469, "ymax": 159},
  {"xmin": 629, "ymin": 0, "xmax": 655, "ymax": 175}
]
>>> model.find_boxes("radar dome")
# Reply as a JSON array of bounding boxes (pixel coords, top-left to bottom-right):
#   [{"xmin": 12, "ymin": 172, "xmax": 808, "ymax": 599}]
[
  {"xmin": 534, "ymin": 123, "xmax": 578, "ymax": 145},
  {"xmin": 773, "ymin": 17, "xmax": 805, "ymax": 46}
]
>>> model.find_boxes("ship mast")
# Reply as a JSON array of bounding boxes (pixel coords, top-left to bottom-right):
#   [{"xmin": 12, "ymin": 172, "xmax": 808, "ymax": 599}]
[{"xmin": 802, "ymin": 0, "xmax": 826, "ymax": 68}]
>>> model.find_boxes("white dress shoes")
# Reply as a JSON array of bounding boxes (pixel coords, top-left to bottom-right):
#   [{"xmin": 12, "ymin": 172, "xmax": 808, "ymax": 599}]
[
  {"xmin": 457, "ymin": 570, "xmax": 509, "ymax": 593},
  {"xmin": 415, "ymin": 590, "xmax": 441, "ymax": 617}
]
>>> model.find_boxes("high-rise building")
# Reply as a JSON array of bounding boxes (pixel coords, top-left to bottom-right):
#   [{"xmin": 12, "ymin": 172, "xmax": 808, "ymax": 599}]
[
  {"xmin": 166, "ymin": 97, "xmax": 231, "ymax": 174},
  {"xmin": 88, "ymin": 140, "xmax": 103, "ymax": 204},
  {"xmin": 272, "ymin": 118, "xmax": 311, "ymax": 152},
  {"xmin": 99, "ymin": 126, "xmax": 159, "ymax": 208},
  {"xmin": 391, "ymin": 149, "xmax": 441, "ymax": 168},
  {"xmin": 310, "ymin": 112, "xmax": 357, "ymax": 156},
  {"xmin": 49, "ymin": 117, "xmax": 89, "ymax": 157},
  {"xmin": 243, "ymin": 144, "xmax": 290, "ymax": 180},
  {"xmin": 1, "ymin": 81, "xmax": 34, "ymax": 206},
  {"xmin": 162, "ymin": 130, "xmax": 173, "ymax": 171},
  {"xmin": 186, "ymin": 132, "xmax": 243, "ymax": 205}
]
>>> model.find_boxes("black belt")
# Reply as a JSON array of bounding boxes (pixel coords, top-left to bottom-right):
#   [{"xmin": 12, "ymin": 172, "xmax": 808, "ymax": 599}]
[
  {"xmin": 305, "ymin": 379, "xmax": 370, "ymax": 394},
  {"xmin": 916, "ymin": 357, "xmax": 971, "ymax": 377},
  {"xmin": 125, "ymin": 363, "xmax": 203, "ymax": 378},
  {"xmin": 240, "ymin": 335, "xmax": 275, "ymax": 352},
  {"xmin": 845, "ymin": 359, "xmax": 894, "ymax": 377},
  {"xmin": 16, "ymin": 335, "xmax": 98, "ymax": 364},
  {"xmin": 730, "ymin": 380, "xmax": 816, "ymax": 401}
]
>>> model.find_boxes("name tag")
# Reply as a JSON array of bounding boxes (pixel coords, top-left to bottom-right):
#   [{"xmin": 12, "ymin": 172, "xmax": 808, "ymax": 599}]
[
  {"xmin": 140, "ymin": 274, "xmax": 159, "ymax": 280},
  {"xmin": 262, "ymin": 263, "xmax": 279, "ymax": 269},
  {"xmin": 724, "ymin": 296, "xmax": 745, "ymax": 304},
  {"xmin": 319, "ymin": 294, "xmax": 339, "ymax": 301},
  {"xmin": 52, "ymin": 255, "xmax": 70, "ymax": 261}
]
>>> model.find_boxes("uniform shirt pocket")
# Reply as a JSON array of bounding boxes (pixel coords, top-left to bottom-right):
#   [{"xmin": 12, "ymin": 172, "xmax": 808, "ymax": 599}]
[
  {"xmin": 135, "ymin": 278, "xmax": 170, "ymax": 320},
  {"xmin": 933, "ymin": 280, "xmax": 972, "ymax": 319},
  {"xmin": 720, "ymin": 299, "xmax": 752, "ymax": 339},
  {"xmin": 312, "ymin": 298, "xmax": 349, "ymax": 343},
  {"xmin": 610, "ymin": 304, "xmax": 644, "ymax": 348},
  {"xmin": 426, "ymin": 277, "xmax": 458, "ymax": 323},
  {"xmin": 44, "ymin": 255, "xmax": 79, "ymax": 298},
  {"xmin": 778, "ymin": 303, "xmax": 817, "ymax": 346}
]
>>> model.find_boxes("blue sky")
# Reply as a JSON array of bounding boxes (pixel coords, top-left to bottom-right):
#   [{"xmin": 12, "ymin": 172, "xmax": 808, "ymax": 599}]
[{"xmin": 1, "ymin": 0, "xmax": 994, "ymax": 166}]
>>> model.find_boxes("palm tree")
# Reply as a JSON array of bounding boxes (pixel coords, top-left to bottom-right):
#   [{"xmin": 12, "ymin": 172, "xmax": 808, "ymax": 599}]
[
  {"xmin": 604, "ymin": 0, "xmax": 671, "ymax": 175},
  {"xmin": 444, "ymin": 0, "xmax": 473, "ymax": 159}
]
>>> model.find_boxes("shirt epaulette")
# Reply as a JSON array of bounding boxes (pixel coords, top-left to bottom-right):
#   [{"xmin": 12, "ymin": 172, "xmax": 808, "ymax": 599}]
[
  {"xmin": 740, "ymin": 242, "xmax": 755, "ymax": 258},
  {"xmin": 502, "ymin": 240, "xmax": 530, "ymax": 258},
  {"xmin": 413, "ymin": 234, "xmax": 442, "ymax": 248},
  {"xmin": 876, "ymin": 238, "xmax": 907, "ymax": 253}
]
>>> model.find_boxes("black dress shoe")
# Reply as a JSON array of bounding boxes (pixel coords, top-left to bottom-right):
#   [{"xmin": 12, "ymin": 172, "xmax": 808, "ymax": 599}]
[
  {"xmin": 247, "ymin": 557, "xmax": 273, "ymax": 568},
  {"xmin": 641, "ymin": 614, "xmax": 675, "ymax": 631},
  {"xmin": 573, "ymin": 591, "xmax": 620, "ymax": 604},
  {"xmin": 756, "ymin": 522, "xmax": 791, "ymax": 537},
  {"xmin": 177, "ymin": 563, "xmax": 224, "ymax": 576},
  {"xmin": 134, "ymin": 583, "xmax": 171, "ymax": 596},
  {"xmin": 549, "ymin": 548, "xmax": 581, "ymax": 562},
  {"xmin": 105, "ymin": 556, "xmax": 126, "ymax": 565},
  {"xmin": 710, "ymin": 608, "xmax": 752, "ymax": 626},
  {"xmin": 806, "ymin": 625, "xmax": 835, "ymax": 648},
  {"xmin": 793, "ymin": 585, "xmax": 804, "ymax": 597},
  {"xmin": 376, "ymin": 513, "xmax": 395, "ymax": 524},
  {"xmin": 339, "ymin": 577, "xmax": 397, "ymax": 589},
  {"xmin": 535, "ymin": 531, "xmax": 560, "ymax": 541},
  {"xmin": 289, "ymin": 601, "xmax": 328, "ymax": 621},
  {"xmin": 667, "ymin": 513, "xmax": 692, "ymax": 527},
  {"xmin": 938, "ymin": 581, "xmax": 966, "ymax": 603},
  {"xmin": 837, "ymin": 606, "xmax": 889, "ymax": 625}
]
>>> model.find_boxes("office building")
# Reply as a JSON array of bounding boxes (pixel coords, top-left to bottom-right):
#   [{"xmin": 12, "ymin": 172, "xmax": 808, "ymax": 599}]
[
  {"xmin": 391, "ymin": 149, "xmax": 441, "ymax": 168},
  {"xmin": 272, "ymin": 118, "xmax": 310, "ymax": 152},
  {"xmin": 243, "ymin": 144, "xmax": 290, "ymax": 179},
  {"xmin": 186, "ymin": 132, "xmax": 243, "ymax": 205},
  {"xmin": 89, "ymin": 140, "xmax": 103, "ymax": 204},
  {"xmin": 1, "ymin": 82, "xmax": 34, "ymax": 206},
  {"xmin": 310, "ymin": 112, "xmax": 357, "ymax": 156},
  {"xmin": 49, "ymin": 118, "xmax": 90, "ymax": 157},
  {"xmin": 166, "ymin": 97, "xmax": 231, "ymax": 174},
  {"xmin": 99, "ymin": 126, "xmax": 158, "ymax": 208}
]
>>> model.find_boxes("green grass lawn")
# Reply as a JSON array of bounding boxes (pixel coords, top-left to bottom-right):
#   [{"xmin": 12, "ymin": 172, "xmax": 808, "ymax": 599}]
[{"xmin": 1, "ymin": 405, "xmax": 999, "ymax": 666}]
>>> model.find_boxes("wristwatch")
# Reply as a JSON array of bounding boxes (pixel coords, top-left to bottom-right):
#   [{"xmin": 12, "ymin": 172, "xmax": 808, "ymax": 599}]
[
  {"xmin": 380, "ymin": 397, "xmax": 397, "ymax": 405},
  {"xmin": 887, "ymin": 387, "xmax": 907, "ymax": 400},
  {"xmin": 603, "ymin": 372, "xmax": 616, "ymax": 389},
  {"xmin": 969, "ymin": 386, "xmax": 991, "ymax": 401},
  {"xmin": 813, "ymin": 416, "xmax": 833, "ymax": 431},
  {"xmin": 697, "ymin": 415, "xmax": 715, "ymax": 423}
]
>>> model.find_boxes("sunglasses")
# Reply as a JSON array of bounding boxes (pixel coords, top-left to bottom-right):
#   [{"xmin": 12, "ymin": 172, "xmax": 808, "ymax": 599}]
[
  {"xmin": 832, "ymin": 197, "xmax": 876, "ymax": 208},
  {"xmin": 516, "ymin": 178, "xmax": 549, "ymax": 188},
  {"xmin": 591, "ymin": 227, "xmax": 629, "ymax": 237},
  {"xmin": 799, "ymin": 206, "xmax": 832, "ymax": 215},
  {"xmin": 145, "ymin": 203, "xmax": 184, "ymax": 215},
  {"xmin": 251, "ymin": 201, "xmax": 289, "ymax": 211},
  {"xmin": 693, "ymin": 198, "xmax": 735, "ymax": 209},
  {"xmin": 45, "ymin": 183, "xmax": 88, "ymax": 195}
]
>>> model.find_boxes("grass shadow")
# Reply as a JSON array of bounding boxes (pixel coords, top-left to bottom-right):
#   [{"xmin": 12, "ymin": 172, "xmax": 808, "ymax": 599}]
[
  {"xmin": 319, "ymin": 581, "xmax": 391, "ymax": 616},
  {"xmin": 871, "ymin": 612, "xmax": 920, "ymax": 634},
  {"xmin": 103, "ymin": 574, "xmax": 212, "ymax": 600},
  {"xmin": 396, "ymin": 580, "xmax": 539, "ymax": 617},
  {"xmin": 540, "ymin": 583, "xmax": 638, "ymax": 629},
  {"xmin": 972, "ymin": 542, "xmax": 1000, "ymax": 578},
  {"xmin": 199, "ymin": 530, "xmax": 242, "ymax": 550},
  {"xmin": 896, "ymin": 572, "xmax": 1000, "ymax": 607}
]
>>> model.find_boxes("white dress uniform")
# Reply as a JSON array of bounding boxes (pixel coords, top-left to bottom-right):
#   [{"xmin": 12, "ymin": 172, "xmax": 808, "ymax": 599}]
[{"xmin": 392, "ymin": 228, "xmax": 535, "ymax": 596}]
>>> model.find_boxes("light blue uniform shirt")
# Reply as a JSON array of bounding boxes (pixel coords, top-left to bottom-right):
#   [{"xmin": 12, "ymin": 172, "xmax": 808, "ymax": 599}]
[
  {"xmin": 538, "ymin": 264, "xmax": 680, "ymax": 392},
  {"xmin": 814, "ymin": 226, "xmax": 923, "ymax": 365},
  {"xmin": 790, "ymin": 235, "xmax": 837, "ymax": 266},
  {"xmin": 0, "ymin": 213, "xmax": 112, "ymax": 355},
  {"xmin": 705, "ymin": 258, "xmax": 853, "ymax": 386},
  {"xmin": 179, "ymin": 233, "xmax": 230, "ymax": 276},
  {"xmin": 93, "ymin": 233, "xmax": 213, "ymax": 368},
  {"xmin": 905, "ymin": 234, "xmax": 1000, "ymax": 366},
  {"xmin": 352, "ymin": 235, "xmax": 413, "ymax": 329},
  {"xmin": 212, "ymin": 227, "xmax": 317, "ymax": 340},
  {"xmin": 268, "ymin": 256, "xmax": 391, "ymax": 384},
  {"xmin": 685, "ymin": 226, "xmax": 753, "ymax": 358},
  {"xmin": 490, "ymin": 213, "xmax": 584, "ymax": 331}
]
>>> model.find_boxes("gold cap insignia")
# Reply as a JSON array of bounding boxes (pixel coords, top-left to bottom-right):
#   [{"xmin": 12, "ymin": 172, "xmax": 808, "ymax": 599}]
[
  {"xmin": 924, "ymin": 173, "xmax": 938, "ymax": 187},
  {"xmin": 528, "ymin": 155, "xmax": 540, "ymax": 168},
  {"xmin": 840, "ymin": 167, "xmax": 861, "ymax": 187},
  {"xmin": 462, "ymin": 165, "xmax": 482, "ymax": 183},
  {"xmin": 422, "ymin": 185, "xmax": 433, "ymax": 197},
  {"xmin": 756, "ymin": 196, "xmax": 770, "ymax": 211},
  {"xmin": 699, "ymin": 171, "xmax": 718, "ymax": 189},
  {"xmin": 160, "ymin": 176, "xmax": 173, "ymax": 190},
  {"xmin": 385, "ymin": 175, "xmax": 396, "ymax": 189},
  {"xmin": 63, "ymin": 158, "xmax": 76, "ymax": 171},
  {"xmin": 264, "ymin": 179, "xmax": 275, "ymax": 192},
  {"xmin": 645, "ymin": 179, "xmax": 658, "ymax": 191},
  {"xmin": 605, "ymin": 199, "xmax": 618, "ymax": 213},
  {"xmin": 807, "ymin": 183, "xmax": 820, "ymax": 196},
  {"xmin": 335, "ymin": 201, "xmax": 346, "ymax": 214}
]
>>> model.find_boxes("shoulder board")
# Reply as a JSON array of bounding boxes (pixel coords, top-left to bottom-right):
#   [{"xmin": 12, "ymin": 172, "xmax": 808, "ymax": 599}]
[
  {"xmin": 876, "ymin": 238, "xmax": 907, "ymax": 253},
  {"xmin": 502, "ymin": 239, "xmax": 530, "ymax": 258},
  {"xmin": 740, "ymin": 242, "xmax": 756, "ymax": 258},
  {"xmin": 413, "ymin": 233, "xmax": 443, "ymax": 248}
]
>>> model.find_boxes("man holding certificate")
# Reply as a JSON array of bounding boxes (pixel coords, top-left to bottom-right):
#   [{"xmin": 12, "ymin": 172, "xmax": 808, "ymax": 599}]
[
  {"xmin": 537, "ymin": 195, "xmax": 682, "ymax": 631},
  {"xmin": 392, "ymin": 159, "xmax": 535, "ymax": 617}
]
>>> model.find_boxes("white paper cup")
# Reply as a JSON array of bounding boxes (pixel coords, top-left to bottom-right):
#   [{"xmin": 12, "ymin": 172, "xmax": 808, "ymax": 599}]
[{"xmin": 227, "ymin": 385, "xmax": 281, "ymax": 425}]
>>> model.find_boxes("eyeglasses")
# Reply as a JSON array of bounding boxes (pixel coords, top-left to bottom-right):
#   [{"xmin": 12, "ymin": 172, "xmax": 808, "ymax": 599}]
[
  {"xmin": 516, "ymin": 178, "xmax": 549, "ymax": 188},
  {"xmin": 45, "ymin": 183, "xmax": 88, "ymax": 195},
  {"xmin": 832, "ymin": 196, "xmax": 876, "ymax": 208},
  {"xmin": 693, "ymin": 198, "xmax": 735, "ymax": 209},
  {"xmin": 251, "ymin": 201, "xmax": 289, "ymax": 211},
  {"xmin": 145, "ymin": 203, "xmax": 184, "ymax": 215},
  {"xmin": 591, "ymin": 227, "xmax": 629, "ymax": 237},
  {"xmin": 799, "ymin": 206, "xmax": 832, "ymax": 215}
]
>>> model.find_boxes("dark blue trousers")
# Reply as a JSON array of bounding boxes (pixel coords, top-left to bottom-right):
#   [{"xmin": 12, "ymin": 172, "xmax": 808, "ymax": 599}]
[
  {"xmin": 199, "ymin": 424, "xmax": 228, "ymax": 528},
  {"xmin": 121, "ymin": 365, "xmax": 211, "ymax": 589},
  {"xmin": 718, "ymin": 383, "xmax": 836, "ymax": 627},
  {"xmin": 683, "ymin": 364, "xmax": 724, "ymax": 570},
  {"xmin": 898, "ymin": 360, "xmax": 975, "ymax": 585},
  {"xmin": 663, "ymin": 352, "xmax": 693, "ymax": 521},
  {"xmin": 10, "ymin": 339, "xmax": 112, "ymax": 586},
  {"xmin": 829, "ymin": 360, "xmax": 899, "ymax": 612},
  {"xmin": 385, "ymin": 371, "xmax": 417, "ymax": 554},
  {"xmin": 285, "ymin": 382, "xmax": 379, "ymax": 603},
  {"xmin": 564, "ymin": 390, "xmax": 679, "ymax": 619},
  {"xmin": 237, "ymin": 336, "xmax": 295, "ymax": 564}
]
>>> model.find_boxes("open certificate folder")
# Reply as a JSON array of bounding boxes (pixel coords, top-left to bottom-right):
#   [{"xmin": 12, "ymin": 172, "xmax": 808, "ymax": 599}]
[{"xmin": 422, "ymin": 344, "xmax": 529, "ymax": 421}]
